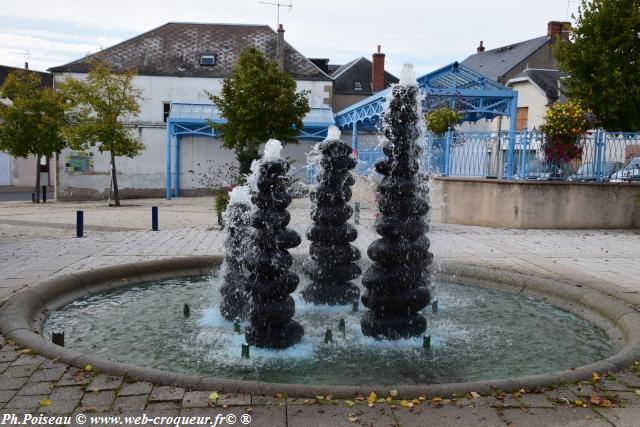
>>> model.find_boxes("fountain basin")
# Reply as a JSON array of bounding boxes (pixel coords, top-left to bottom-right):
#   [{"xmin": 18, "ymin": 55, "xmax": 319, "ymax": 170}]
[{"xmin": 1, "ymin": 256, "xmax": 639, "ymax": 398}]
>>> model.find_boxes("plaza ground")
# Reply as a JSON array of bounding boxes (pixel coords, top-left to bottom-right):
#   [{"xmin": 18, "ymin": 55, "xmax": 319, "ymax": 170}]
[{"xmin": 0, "ymin": 181, "xmax": 639, "ymax": 426}]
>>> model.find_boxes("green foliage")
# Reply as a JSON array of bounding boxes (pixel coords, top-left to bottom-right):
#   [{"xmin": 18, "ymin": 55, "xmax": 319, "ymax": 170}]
[
  {"xmin": 424, "ymin": 107, "xmax": 461, "ymax": 135},
  {"xmin": 0, "ymin": 70, "xmax": 67, "ymax": 159},
  {"xmin": 58, "ymin": 58, "xmax": 145, "ymax": 157},
  {"xmin": 554, "ymin": 0, "xmax": 640, "ymax": 130},
  {"xmin": 209, "ymin": 47, "xmax": 310, "ymax": 174},
  {"xmin": 58, "ymin": 58, "xmax": 145, "ymax": 205}
]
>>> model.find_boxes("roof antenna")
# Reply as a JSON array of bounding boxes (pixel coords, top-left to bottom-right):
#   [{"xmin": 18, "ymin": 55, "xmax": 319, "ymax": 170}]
[
  {"xmin": 258, "ymin": 0, "xmax": 293, "ymax": 29},
  {"xmin": 566, "ymin": 0, "xmax": 574, "ymax": 20},
  {"xmin": 23, "ymin": 50, "xmax": 30, "ymax": 70}
]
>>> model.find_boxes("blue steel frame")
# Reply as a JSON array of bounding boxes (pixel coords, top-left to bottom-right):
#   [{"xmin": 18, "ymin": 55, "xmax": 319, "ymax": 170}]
[
  {"xmin": 165, "ymin": 103, "xmax": 334, "ymax": 199},
  {"xmin": 334, "ymin": 62, "xmax": 519, "ymax": 177}
]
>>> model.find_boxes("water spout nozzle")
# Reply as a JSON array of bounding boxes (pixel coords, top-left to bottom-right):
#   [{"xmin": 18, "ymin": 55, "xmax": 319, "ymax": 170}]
[
  {"xmin": 423, "ymin": 335, "xmax": 431, "ymax": 349},
  {"xmin": 234, "ymin": 318, "xmax": 241, "ymax": 333},
  {"xmin": 338, "ymin": 318, "xmax": 346, "ymax": 336},
  {"xmin": 352, "ymin": 299, "xmax": 359, "ymax": 313},
  {"xmin": 432, "ymin": 300, "xmax": 439, "ymax": 313},
  {"xmin": 183, "ymin": 304, "xmax": 190, "ymax": 318},
  {"xmin": 324, "ymin": 329, "xmax": 333, "ymax": 344},
  {"xmin": 241, "ymin": 343, "xmax": 250, "ymax": 359}
]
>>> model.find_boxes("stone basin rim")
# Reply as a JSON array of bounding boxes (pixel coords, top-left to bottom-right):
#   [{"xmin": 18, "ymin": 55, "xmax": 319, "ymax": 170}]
[{"xmin": 1, "ymin": 255, "xmax": 639, "ymax": 399}]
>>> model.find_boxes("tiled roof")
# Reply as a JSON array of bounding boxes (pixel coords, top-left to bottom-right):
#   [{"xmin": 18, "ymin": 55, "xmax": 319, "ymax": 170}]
[
  {"xmin": 0, "ymin": 65, "xmax": 53, "ymax": 88},
  {"xmin": 510, "ymin": 69, "xmax": 566, "ymax": 102},
  {"xmin": 331, "ymin": 57, "xmax": 398, "ymax": 94},
  {"xmin": 462, "ymin": 36, "xmax": 550, "ymax": 82},
  {"xmin": 49, "ymin": 23, "xmax": 331, "ymax": 81}
]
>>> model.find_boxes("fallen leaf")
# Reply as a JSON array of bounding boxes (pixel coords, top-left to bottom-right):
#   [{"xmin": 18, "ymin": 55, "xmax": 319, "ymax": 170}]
[
  {"xmin": 345, "ymin": 400, "xmax": 355, "ymax": 408},
  {"xmin": 39, "ymin": 399, "xmax": 51, "ymax": 407},
  {"xmin": 389, "ymin": 389, "xmax": 398, "ymax": 397},
  {"xmin": 470, "ymin": 392, "xmax": 481, "ymax": 399},
  {"xmin": 86, "ymin": 405, "xmax": 97, "ymax": 413},
  {"xmin": 84, "ymin": 365, "xmax": 93, "ymax": 372},
  {"xmin": 400, "ymin": 400, "xmax": 413, "ymax": 408},
  {"xmin": 275, "ymin": 393, "xmax": 284, "ymax": 399},
  {"xmin": 316, "ymin": 395, "xmax": 325, "ymax": 401},
  {"xmin": 209, "ymin": 392, "xmax": 219, "ymax": 401},
  {"xmin": 635, "ymin": 389, "xmax": 640, "ymax": 397},
  {"xmin": 19, "ymin": 348, "xmax": 33, "ymax": 355},
  {"xmin": 367, "ymin": 392, "xmax": 377, "ymax": 405},
  {"xmin": 592, "ymin": 372, "xmax": 601, "ymax": 382},
  {"xmin": 347, "ymin": 415, "xmax": 359, "ymax": 422}
]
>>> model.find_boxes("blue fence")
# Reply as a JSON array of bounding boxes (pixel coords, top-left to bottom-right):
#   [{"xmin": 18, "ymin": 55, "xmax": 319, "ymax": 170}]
[{"xmin": 304, "ymin": 131, "xmax": 640, "ymax": 183}]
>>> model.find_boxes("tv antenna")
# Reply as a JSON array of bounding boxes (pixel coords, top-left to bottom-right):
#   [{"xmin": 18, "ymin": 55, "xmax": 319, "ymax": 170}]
[
  {"xmin": 258, "ymin": 1, "xmax": 293, "ymax": 28},
  {"xmin": 566, "ymin": 0, "xmax": 574, "ymax": 20}
]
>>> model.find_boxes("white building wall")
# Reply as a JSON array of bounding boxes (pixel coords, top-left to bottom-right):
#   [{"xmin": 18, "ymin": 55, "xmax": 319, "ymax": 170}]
[
  {"xmin": 53, "ymin": 73, "xmax": 332, "ymax": 200},
  {"xmin": 502, "ymin": 80, "xmax": 549, "ymax": 131}
]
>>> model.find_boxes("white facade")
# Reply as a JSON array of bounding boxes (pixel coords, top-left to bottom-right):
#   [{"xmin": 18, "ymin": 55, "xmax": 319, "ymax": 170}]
[{"xmin": 53, "ymin": 73, "xmax": 332, "ymax": 200}]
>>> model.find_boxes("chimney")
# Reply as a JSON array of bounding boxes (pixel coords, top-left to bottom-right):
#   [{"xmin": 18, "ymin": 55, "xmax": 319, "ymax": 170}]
[
  {"xmin": 24, "ymin": 62, "xmax": 29, "ymax": 70},
  {"xmin": 372, "ymin": 45, "xmax": 385, "ymax": 93},
  {"xmin": 477, "ymin": 41, "xmax": 485, "ymax": 53},
  {"xmin": 276, "ymin": 24, "xmax": 285, "ymax": 71},
  {"xmin": 548, "ymin": 21, "xmax": 571, "ymax": 41}
]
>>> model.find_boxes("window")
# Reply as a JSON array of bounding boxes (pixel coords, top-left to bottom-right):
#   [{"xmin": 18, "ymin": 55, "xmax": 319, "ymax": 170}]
[
  {"xmin": 516, "ymin": 107, "xmax": 528, "ymax": 131},
  {"xmin": 163, "ymin": 103, "xmax": 171, "ymax": 123},
  {"xmin": 354, "ymin": 81, "xmax": 363, "ymax": 91},
  {"xmin": 200, "ymin": 54, "xmax": 216, "ymax": 66}
]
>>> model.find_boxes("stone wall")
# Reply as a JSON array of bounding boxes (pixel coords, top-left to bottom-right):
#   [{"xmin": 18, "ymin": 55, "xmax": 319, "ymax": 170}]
[{"xmin": 437, "ymin": 177, "xmax": 640, "ymax": 229}]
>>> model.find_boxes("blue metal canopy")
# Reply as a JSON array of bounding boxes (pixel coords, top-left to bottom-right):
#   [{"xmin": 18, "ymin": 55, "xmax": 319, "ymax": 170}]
[{"xmin": 165, "ymin": 103, "xmax": 335, "ymax": 199}]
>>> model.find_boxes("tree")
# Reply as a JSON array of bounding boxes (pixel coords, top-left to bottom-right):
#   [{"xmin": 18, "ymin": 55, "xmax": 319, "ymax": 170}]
[
  {"xmin": 58, "ymin": 58, "xmax": 145, "ymax": 206},
  {"xmin": 554, "ymin": 0, "xmax": 640, "ymax": 130},
  {"xmin": 209, "ymin": 47, "xmax": 310, "ymax": 175},
  {"xmin": 0, "ymin": 71, "xmax": 67, "ymax": 201}
]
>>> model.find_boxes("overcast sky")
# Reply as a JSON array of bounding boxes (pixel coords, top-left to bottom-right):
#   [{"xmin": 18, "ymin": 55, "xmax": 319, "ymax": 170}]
[{"xmin": 0, "ymin": 0, "xmax": 580, "ymax": 76}]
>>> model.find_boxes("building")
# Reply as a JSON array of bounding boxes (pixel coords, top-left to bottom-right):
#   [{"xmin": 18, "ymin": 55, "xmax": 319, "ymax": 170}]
[
  {"xmin": 49, "ymin": 22, "xmax": 334, "ymax": 200},
  {"xmin": 460, "ymin": 21, "xmax": 570, "ymax": 132},
  {"xmin": 0, "ymin": 64, "xmax": 54, "ymax": 188}
]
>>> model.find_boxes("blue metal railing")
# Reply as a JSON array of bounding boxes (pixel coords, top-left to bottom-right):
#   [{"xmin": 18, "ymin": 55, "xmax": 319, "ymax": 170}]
[{"xmin": 304, "ymin": 130, "xmax": 640, "ymax": 184}]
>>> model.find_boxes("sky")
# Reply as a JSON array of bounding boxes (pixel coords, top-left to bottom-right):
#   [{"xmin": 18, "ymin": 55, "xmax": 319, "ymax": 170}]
[{"xmin": 0, "ymin": 0, "xmax": 580, "ymax": 76}]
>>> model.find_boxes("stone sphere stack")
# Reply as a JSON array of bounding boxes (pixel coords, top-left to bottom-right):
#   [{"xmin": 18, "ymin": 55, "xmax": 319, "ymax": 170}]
[
  {"xmin": 303, "ymin": 139, "xmax": 361, "ymax": 305},
  {"xmin": 244, "ymin": 158, "xmax": 304, "ymax": 348},
  {"xmin": 219, "ymin": 198, "xmax": 251, "ymax": 321},
  {"xmin": 361, "ymin": 81, "xmax": 433, "ymax": 339}
]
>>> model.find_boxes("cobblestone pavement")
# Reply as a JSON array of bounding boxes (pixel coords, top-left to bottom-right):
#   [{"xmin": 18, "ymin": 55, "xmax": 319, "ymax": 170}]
[{"xmin": 0, "ymin": 193, "xmax": 639, "ymax": 425}]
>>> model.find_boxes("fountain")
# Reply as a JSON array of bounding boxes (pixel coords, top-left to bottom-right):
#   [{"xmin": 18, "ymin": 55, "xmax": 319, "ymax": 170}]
[
  {"xmin": 303, "ymin": 126, "xmax": 361, "ymax": 305},
  {"xmin": 243, "ymin": 139, "xmax": 304, "ymax": 349},
  {"xmin": 361, "ymin": 65, "xmax": 432, "ymax": 339},
  {"xmin": 219, "ymin": 186, "xmax": 253, "ymax": 321}
]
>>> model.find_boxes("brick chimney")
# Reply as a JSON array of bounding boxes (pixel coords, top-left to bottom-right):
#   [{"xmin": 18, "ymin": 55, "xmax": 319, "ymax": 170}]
[
  {"xmin": 372, "ymin": 45, "xmax": 385, "ymax": 93},
  {"xmin": 548, "ymin": 21, "xmax": 571, "ymax": 41},
  {"xmin": 276, "ymin": 24, "xmax": 285, "ymax": 71},
  {"xmin": 477, "ymin": 41, "xmax": 485, "ymax": 53}
]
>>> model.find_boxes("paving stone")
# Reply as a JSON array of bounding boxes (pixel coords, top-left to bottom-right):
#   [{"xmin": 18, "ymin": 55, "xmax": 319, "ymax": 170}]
[
  {"xmin": 0, "ymin": 362, "xmax": 13, "ymax": 373},
  {"xmin": 10, "ymin": 355, "xmax": 45, "ymax": 366},
  {"xmin": 81, "ymin": 390, "xmax": 116, "ymax": 408},
  {"xmin": 118, "ymin": 381, "xmax": 153, "ymax": 396},
  {"xmin": 616, "ymin": 371, "xmax": 640, "ymax": 388},
  {"xmin": 217, "ymin": 393, "xmax": 251, "ymax": 406},
  {"xmin": 182, "ymin": 391, "xmax": 211, "ymax": 408},
  {"xmin": 0, "ymin": 374, "xmax": 29, "ymax": 390},
  {"xmin": 49, "ymin": 385, "xmax": 84, "ymax": 402},
  {"xmin": 29, "ymin": 366, "xmax": 66, "ymax": 383},
  {"xmin": 18, "ymin": 381, "xmax": 55, "ymax": 396},
  {"xmin": 0, "ymin": 352, "xmax": 19, "ymax": 363},
  {"xmin": 0, "ymin": 389, "xmax": 17, "ymax": 403},
  {"xmin": 4, "ymin": 394, "xmax": 48, "ymax": 410},
  {"xmin": 517, "ymin": 392, "xmax": 562, "ymax": 408},
  {"xmin": 539, "ymin": 388, "xmax": 580, "ymax": 406},
  {"xmin": 3, "ymin": 363, "xmax": 40, "ymax": 378},
  {"xmin": 40, "ymin": 359, "xmax": 68, "ymax": 370},
  {"xmin": 392, "ymin": 405, "xmax": 503, "ymax": 427},
  {"xmin": 149, "ymin": 385, "xmax": 185, "ymax": 402},
  {"xmin": 600, "ymin": 407, "xmax": 640, "ymax": 427},
  {"xmin": 288, "ymin": 404, "xmax": 393, "ymax": 427},
  {"xmin": 502, "ymin": 407, "xmax": 611, "ymax": 426},
  {"xmin": 86, "ymin": 374, "xmax": 122, "ymax": 391},
  {"xmin": 39, "ymin": 398, "xmax": 80, "ymax": 414},
  {"xmin": 113, "ymin": 395, "xmax": 148, "ymax": 412},
  {"xmin": 251, "ymin": 395, "xmax": 287, "ymax": 405},
  {"xmin": 57, "ymin": 368, "xmax": 92, "ymax": 386},
  {"xmin": 146, "ymin": 401, "xmax": 181, "ymax": 411}
]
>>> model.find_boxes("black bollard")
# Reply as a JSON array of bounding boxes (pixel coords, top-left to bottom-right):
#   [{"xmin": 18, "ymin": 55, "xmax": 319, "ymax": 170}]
[
  {"xmin": 151, "ymin": 206, "xmax": 158, "ymax": 231},
  {"xmin": 324, "ymin": 329, "xmax": 333, "ymax": 344},
  {"xmin": 432, "ymin": 300, "xmax": 438, "ymax": 313},
  {"xmin": 42, "ymin": 186, "xmax": 46, "ymax": 203},
  {"xmin": 183, "ymin": 303, "xmax": 190, "ymax": 318},
  {"xmin": 52, "ymin": 332, "xmax": 64, "ymax": 347},
  {"xmin": 76, "ymin": 211, "xmax": 84, "ymax": 238},
  {"xmin": 31, "ymin": 193, "xmax": 35, "ymax": 203},
  {"xmin": 338, "ymin": 318, "xmax": 346, "ymax": 336},
  {"xmin": 241, "ymin": 343, "xmax": 250, "ymax": 359}
]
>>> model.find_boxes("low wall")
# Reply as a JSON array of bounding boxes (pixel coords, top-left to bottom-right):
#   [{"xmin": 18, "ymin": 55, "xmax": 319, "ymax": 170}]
[{"xmin": 436, "ymin": 177, "xmax": 640, "ymax": 229}]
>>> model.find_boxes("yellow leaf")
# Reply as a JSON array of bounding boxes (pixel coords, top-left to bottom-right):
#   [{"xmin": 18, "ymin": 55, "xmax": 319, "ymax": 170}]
[
  {"xmin": 39, "ymin": 399, "xmax": 52, "ymax": 407},
  {"xmin": 389, "ymin": 389, "xmax": 398, "ymax": 397},
  {"xmin": 302, "ymin": 399, "xmax": 313, "ymax": 405},
  {"xmin": 347, "ymin": 415, "xmax": 359, "ymax": 422},
  {"xmin": 432, "ymin": 397, "xmax": 442, "ymax": 402},
  {"xmin": 84, "ymin": 365, "xmax": 93, "ymax": 372},
  {"xmin": 86, "ymin": 405, "xmax": 97, "ymax": 413},
  {"xmin": 634, "ymin": 389, "xmax": 640, "ymax": 396},
  {"xmin": 209, "ymin": 392, "xmax": 219, "ymax": 401},
  {"xmin": 592, "ymin": 372, "xmax": 601, "ymax": 382},
  {"xmin": 367, "ymin": 392, "xmax": 377, "ymax": 405},
  {"xmin": 20, "ymin": 348, "xmax": 34, "ymax": 355},
  {"xmin": 376, "ymin": 398, "xmax": 386, "ymax": 403},
  {"xmin": 400, "ymin": 400, "xmax": 412, "ymax": 408},
  {"xmin": 574, "ymin": 400, "xmax": 583, "ymax": 406},
  {"xmin": 418, "ymin": 396, "xmax": 427, "ymax": 401},
  {"xmin": 316, "ymin": 395, "xmax": 325, "ymax": 401},
  {"xmin": 345, "ymin": 400, "xmax": 355, "ymax": 408},
  {"xmin": 470, "ymin": 392, "xmax": 481, "ymax": 399}
]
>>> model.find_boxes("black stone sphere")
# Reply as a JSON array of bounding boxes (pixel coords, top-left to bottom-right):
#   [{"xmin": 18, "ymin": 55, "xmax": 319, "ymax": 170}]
[
  {"xmin": 361, "ymin": 82, "xmax": 432, "ymax": 340},
  {"xmin": 244, "ymin": 158, "xmax": 304, "ymax": 348},
  {"xmin": 303, "ymin": 139, "xmax": 361, "ymax": 305}
]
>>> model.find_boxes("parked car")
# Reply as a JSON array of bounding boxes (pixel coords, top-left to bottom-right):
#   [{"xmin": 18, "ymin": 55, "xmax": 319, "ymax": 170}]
[
  {"xmin": 609, "ymin": 156, "xmax": 640, "ymax": 182},
  {"xmin": 515, "ymin": 159, "xmax": 574, "ymax": 180},
  {"xmin": 567, "ymin": 161, "xmax": 624, "ymax": 182}
]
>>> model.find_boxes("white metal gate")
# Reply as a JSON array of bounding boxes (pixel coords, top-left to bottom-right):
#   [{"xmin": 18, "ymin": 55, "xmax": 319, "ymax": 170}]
[{"xmin": 0, "ymin": 153, "xmax": 11, "ymax": 185}]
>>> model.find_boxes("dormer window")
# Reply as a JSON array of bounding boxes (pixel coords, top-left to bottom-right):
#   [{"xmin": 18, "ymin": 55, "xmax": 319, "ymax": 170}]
[
  {"xmin": 354, "ymin": 81, "xmax": 363, "ymax": 91},
  {"xmin": 200, "ymin": 54, "xmax": 216, "ymax": 66}
]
